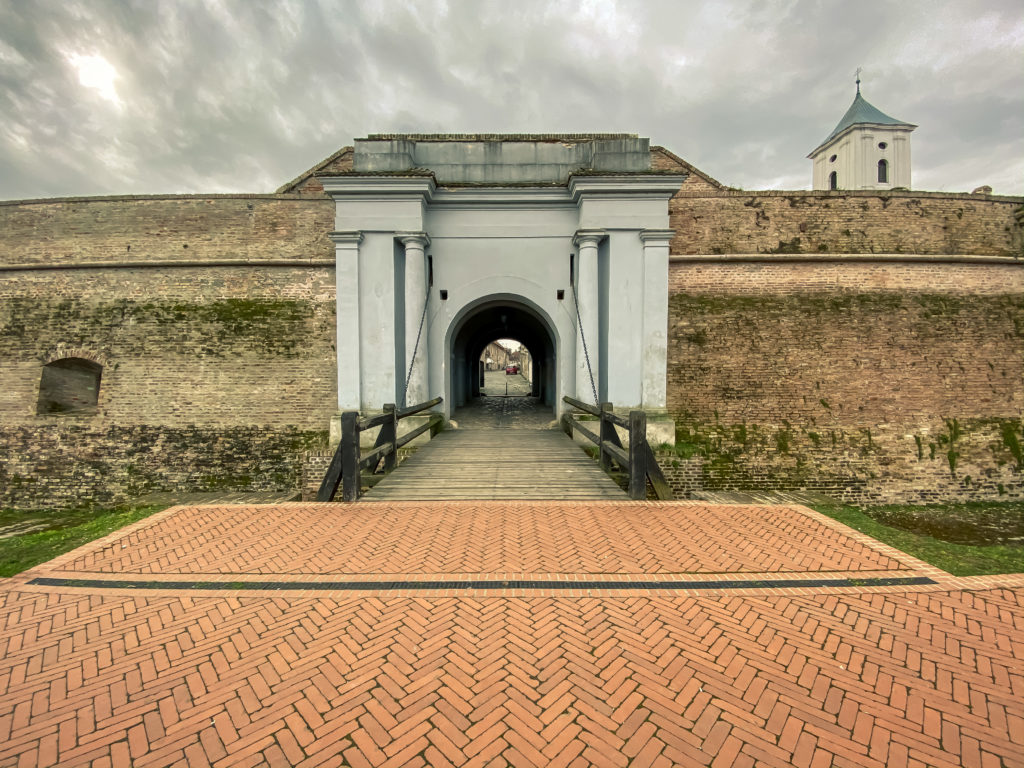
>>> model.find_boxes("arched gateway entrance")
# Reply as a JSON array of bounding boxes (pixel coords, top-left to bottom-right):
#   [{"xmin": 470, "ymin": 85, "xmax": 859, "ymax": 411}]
[
  {"xmin": 447, "ymin": 297, "xmax": 558, "ymax": 410},
  {"xmin": 320, "ymin": 134, "xmax": 683, "ymax": 434}
]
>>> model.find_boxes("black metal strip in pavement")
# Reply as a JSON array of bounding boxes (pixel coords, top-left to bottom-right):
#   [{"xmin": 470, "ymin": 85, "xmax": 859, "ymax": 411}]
[{"xmin": 28, "ymin": 576, "xmax": 936, "ymax": 592}]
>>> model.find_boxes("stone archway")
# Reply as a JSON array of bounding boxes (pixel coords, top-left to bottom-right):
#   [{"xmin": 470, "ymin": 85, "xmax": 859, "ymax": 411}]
[{"xmin": 446, "ymin": 296, "xmax": 559, "ymax": 414}]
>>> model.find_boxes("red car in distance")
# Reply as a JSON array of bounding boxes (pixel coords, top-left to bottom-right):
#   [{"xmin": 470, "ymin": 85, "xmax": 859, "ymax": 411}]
[{"xmin": 505, "ymin": 365, "xmax": 518, "ymax": 375}]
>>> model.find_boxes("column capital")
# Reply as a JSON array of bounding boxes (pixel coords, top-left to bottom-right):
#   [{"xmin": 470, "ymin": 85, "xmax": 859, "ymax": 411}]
[
  {"xmin": 328, "ymin": 230, "xmax": 363, "ymax": 246},
  {"xmin": 639, "ymin": 229, "xmax": 675, "ymax": 244},
  {"xmin": 573, "ymin": 229, "xmax": 606, "ymax": 247},
  {"xmin": 396, "ymin": 232, "xmax": 431, "ymax": 248}
]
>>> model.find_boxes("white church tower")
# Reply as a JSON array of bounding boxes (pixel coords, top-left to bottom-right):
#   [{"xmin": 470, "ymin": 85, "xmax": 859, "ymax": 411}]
[{"xmin": 809, "ymin": 74, "xmax": 916, "ymax": 191}]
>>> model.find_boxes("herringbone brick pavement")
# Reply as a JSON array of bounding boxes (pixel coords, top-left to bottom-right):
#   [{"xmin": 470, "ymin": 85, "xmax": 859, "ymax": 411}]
[
  {"xmin": 60, "ymin": 502, "xmax": 907, "ymax": 575},
  {"xmin": 0, "ymin": 501, "xmax": 1021, "ymax": 768},
  {"xmin": 0, "ymin": 589, "xmax": 1021, "ymax": 767}
]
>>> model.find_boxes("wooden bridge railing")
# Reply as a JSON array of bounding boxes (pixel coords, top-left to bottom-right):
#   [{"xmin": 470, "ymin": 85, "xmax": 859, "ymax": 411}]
[
  {"xmin": 561, "ymin": 396, "xmax": 673, "ymax": 500},
  {"xmin": 318, "ymin": 396, "xmax": 443, "ymax": 502}
]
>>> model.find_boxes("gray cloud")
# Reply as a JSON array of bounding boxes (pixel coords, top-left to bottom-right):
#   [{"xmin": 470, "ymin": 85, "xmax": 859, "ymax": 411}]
[{"xmin": 1, "ymin": 0, "xmax": 1021, "ymax": 199}]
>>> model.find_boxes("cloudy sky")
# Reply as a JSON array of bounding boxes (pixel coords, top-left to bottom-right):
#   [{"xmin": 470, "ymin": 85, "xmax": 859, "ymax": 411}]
[{"xmin": 1, "ymin": 0, "xmax": 1021, "ymax": 200}]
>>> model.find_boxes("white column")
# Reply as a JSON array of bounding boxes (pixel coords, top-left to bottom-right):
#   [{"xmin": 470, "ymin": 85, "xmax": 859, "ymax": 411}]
[
  {"xmin": 640, "ymin": 229, "xmax": 673, "ymax": 409},
  {"xmin": 573, "ymin": 230, "xmax": 604, "ymax": 404},
  {"xmin": 399, "ymin": 232, "xmax": 430, "ymax": 407},
  {"xmin": 330, "ymin": 231, "xmax": 363, "ymax": 411}
]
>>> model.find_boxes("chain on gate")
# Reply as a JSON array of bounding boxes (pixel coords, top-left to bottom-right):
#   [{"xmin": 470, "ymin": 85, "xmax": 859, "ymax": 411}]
[
  {"xmin": 401, "ymin": 285, "xmax": 430, "ymax": 409},
  {"xmin": 571, "ymin": 277, "xmax": 599, "ymax": 406}
]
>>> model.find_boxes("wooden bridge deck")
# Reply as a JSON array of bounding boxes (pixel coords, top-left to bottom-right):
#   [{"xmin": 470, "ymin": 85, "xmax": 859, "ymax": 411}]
[{"xmin": 361, "ymin": 428, "xmax": 628, "ymax": 501}]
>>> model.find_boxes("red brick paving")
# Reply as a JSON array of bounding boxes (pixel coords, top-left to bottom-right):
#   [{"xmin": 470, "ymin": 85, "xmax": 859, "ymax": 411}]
[
  {"xmin": 59, "ymin": 501, "xmax": 908, "ymax": 575},
  {"xmin": 0, "ymin": 501, "xmax": 1022, "ymax": 768}
]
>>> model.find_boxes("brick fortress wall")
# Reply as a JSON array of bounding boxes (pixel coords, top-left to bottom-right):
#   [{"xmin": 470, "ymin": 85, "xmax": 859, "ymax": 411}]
[
  {"xmin": 0, "ymin": 195, "xmax": 337, "ymax": 508},
  {"xmin": 1, "ymin": 150, "xmax": 1022, "ymax": 507},
  {"xmin": 665, "ymin": 261, "xmax": 1024, "ymax": 503},
  {"xmin": 652, "ymin": 147, "xmax": 1023, "ymax": 258},
  {"xmin": 653, "ymin": 150, "xmax": 1024, "ymax": 503}
]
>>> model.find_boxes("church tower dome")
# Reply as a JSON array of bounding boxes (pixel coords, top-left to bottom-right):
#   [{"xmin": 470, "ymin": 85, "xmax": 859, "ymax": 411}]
[{"xmin": 809, "ymin": 75, "xmax": 916, "ymax": 191}]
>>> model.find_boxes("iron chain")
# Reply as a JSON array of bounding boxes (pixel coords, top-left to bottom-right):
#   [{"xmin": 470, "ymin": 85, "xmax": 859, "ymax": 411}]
[
  {"xmin": 571, "ymin": 278, "xmax": 599, "ymax": 405},
  {"xmin": 401, "ymin": 286, "xmax": 430, "ymax": 409}
]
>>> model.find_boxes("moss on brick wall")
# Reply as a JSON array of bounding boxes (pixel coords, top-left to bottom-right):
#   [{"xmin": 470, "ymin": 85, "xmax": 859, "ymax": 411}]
[
  {"xmin": 0, "ymin": 425, "xmax": 329, "ymax": 509},
  {"xmin": 0, "ymin": 267, "xmax": 338, "ymax": 506},
  {"xmin": 1, "ymin": 297, "xmax": 331, "ymax": 359},
  {"xmin": 664, "ymin": 416, "xmax": 1022, "ymax": 504},
  {"xmin": 665, "ymin": 290, "xmax": 1023, "ymax": 502}
]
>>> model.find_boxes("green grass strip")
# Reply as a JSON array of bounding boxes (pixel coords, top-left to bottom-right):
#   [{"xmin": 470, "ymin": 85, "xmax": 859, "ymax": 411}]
[
  {"xmin": 810, "ymin": 503, "xmax": 1023, "ymax": 577},
  {"xmin": 0, "ymin": 505, "xmax": 165, "ymax": 578}
]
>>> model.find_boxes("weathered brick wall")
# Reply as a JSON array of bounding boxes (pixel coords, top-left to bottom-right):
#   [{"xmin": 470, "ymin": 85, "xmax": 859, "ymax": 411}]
[
  {"xmin": 1, "ymin": 425, "xmax": 325, "ymax": 509},
  {"xmin": 2, "ymin": 165, "xmax": 1022, "ymax": 508},
  {"xmin": 653, "ymin": 452, "xmax": 704, "ymax": 497},
  {"xmin": 667, "ymin": 291, "xmax": 1023, "ymax": 425},
  {"xmin": 0, "ymin": 193, "xmax": 338, "ymax": 507},
  {"xmin": 665, "ymin": 261, "xmax": 1024, "ymax": 502},
  {"xmin": 669, "ymin": 190, "xmax": 1023, "ymax": 257},
  {"xmin": 0, "ymin": 195, "xmax": 334, "ymax": 265},
  {"xmin": 668, "ymin": 259, "xmax": 1024, "ymax": 296},
  {"xmin": 663, "ymin": 418, "xmax": 1022, "ymax": 505},
  {"xmin": 300, "ymin": 447, "xmax": 417, "ymax": 501},
  {"xmin": 0, "ymin": 268, "xmax": 337, "ymax": 428}
]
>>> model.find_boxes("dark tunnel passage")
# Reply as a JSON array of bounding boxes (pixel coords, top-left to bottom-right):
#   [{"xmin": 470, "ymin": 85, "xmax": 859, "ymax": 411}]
[{"xmin": 449, "ymin": 300, "xmax": 557, "ymax": 411}]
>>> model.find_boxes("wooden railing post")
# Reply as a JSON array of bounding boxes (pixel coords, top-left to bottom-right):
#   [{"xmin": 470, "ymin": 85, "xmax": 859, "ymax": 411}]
[
  {"xmin": 628, "ymin": 410, "xmax": 647, "ymax": 500},
  {"xmin": 599, "ymin": 402, "xmax": 613, "ymax": 471},
  {"xmin": 378, "ymin": 403, "xmax": 397, "ymax": 473},
  {"xmin": 340, "ymin": 410, "xmax": 361, "ymax": 502}
]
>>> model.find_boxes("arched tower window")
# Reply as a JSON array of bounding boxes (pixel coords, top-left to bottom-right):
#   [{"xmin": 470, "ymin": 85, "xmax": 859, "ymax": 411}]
[
  {"xmin": 36, "ymin": 358, "xmax": 102, "ymax": 414},
  {"xmin": 828, "ymin": 171, "xmax": 838, "ymax": 190},
  {"xmin": 877, "ymin": 159, "xmax": 888, "ymax": 183}
]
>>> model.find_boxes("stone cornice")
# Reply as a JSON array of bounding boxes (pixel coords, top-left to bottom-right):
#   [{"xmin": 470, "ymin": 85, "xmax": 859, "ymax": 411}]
[
  {"xmin": 397, "ymin": 232, "xmax": 431, "ymax": 248},
  {"xmin": 573, "ymin": 229, "xmax": 607, "ymax": 247},
  {"xmin": 809, "ymin": 122, "xmax": 916, "ymax": 159},
  {"xmin": 328, "ymin": 231, "xmax": 364, "ymax": 246},
  {"xmin": 319, "ymin": 176, "xmax": 436, "ymax": 201},
  {"xmin": 0, "ymin": 193, "xmax": 329, "ymax": 207},
  {"xmin": 429, "ymin": 187, "xmax": 574, "ymax": 207},
  {"xmin": 0, "ymin": 259, "xmax": 336, "ymax": 272},
  {"xmin": 569, "ymin": 175, "xmax": 687, "ymax": 201},
  {"xmin": 668, "ymin": 253, "xmax": 1024, "ymax": 265},
  {"xmin": 639, "ymin": 229, "xmax": 675, "ymax": 244},
  {"xmin": 671, "ymin": 188, "xmax": 1024, "ymax": 203}
]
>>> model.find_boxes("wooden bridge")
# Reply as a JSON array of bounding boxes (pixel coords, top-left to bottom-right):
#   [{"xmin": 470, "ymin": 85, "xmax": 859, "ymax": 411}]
[
  {"xmin": 363, "ymin": 428, "xmax": 626, "ymax": 501},
  {"xmin": 318, "ymin": 389, "xmax": 672, "ymax": 503}
]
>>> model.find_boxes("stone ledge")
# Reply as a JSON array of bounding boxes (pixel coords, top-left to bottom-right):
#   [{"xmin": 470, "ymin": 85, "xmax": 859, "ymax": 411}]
[{"xmin": 669, "ymin": 253, "xmax": 1023, "ymax": 264}]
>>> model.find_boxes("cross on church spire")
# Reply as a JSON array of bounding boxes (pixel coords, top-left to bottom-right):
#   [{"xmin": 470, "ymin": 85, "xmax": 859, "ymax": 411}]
[{"xmin": 855, "ymin": 67, "xmax": 862, "ymax": 94}]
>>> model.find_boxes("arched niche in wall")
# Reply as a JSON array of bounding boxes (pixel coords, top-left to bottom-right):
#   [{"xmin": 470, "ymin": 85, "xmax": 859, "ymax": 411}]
[{"xmin": 36, "ymin": 357, "xmax": 103, "ymax": 414}]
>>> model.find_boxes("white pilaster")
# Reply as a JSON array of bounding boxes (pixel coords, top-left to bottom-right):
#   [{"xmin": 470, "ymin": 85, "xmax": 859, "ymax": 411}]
[
  {"xmin": 640, "ymin": 229, "xmax": 673, "ymax": 409},
  {"xmin": 399, "ymin": 232, "xmax": 430, "ymax": 407},
  {"xmin": 573, "ymin": 229, "xmax": 604, "ymax": 404},
  {"xmin": 330, "ymin": 231, "xmax": 363, "ymax": 411}
]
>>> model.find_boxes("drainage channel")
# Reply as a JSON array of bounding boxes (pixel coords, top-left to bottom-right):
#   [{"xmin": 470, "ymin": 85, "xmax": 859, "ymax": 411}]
[{"xmin": 29, "ymin": 575, "xmax": 936, "ymax": 592}]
